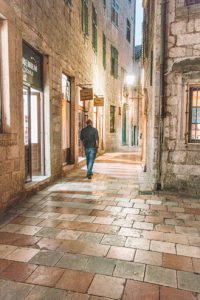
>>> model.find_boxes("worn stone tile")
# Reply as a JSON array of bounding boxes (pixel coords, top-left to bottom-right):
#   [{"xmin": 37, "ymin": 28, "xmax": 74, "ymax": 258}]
[
  {"xmin": 36, "ymin": 227, "xmax": 62, "ymax": 239},
  {"xmin": 75, "ymin": 215, "xmax": 96, "ymax": 223},
  {"xmin": 38, "ymin": 219, "xmax": 62, "ymax": 228},
  {"xmin": 56, "ymin": 253, "xmax": 89, "ymax": 271},
  {"xmin": 88, "ymin": 274, "xmax": 125, "ymax": 299},
  {"xmin": 6, "ymin": 247, "xmax": 39, "ymax": 262},
  {"xmin": 21, "ymin": 218, "xmax": 44, "ymax": 226},
  {"xmin": 107, "ymin": 246, "xmax": 135, "ymax": 261},
  {"xmin": 25, "ymin": 285, "xmax": 67, "ymax": 300},
  {"xmin": 126, "ymin": 237, "xmax": 150, "ymax": 250},
  {"xmin": 155, "ymin": 224, "xmax": 175, "ymax": 233},
  {"xmin": 134, "ymin": 249, "xmax": 162, "ymax": 266},
  {"xmin": 56, "ymin": 269, "xmax": 94, "ymax": 293},
  {"xmin": 16, "ymin": 225, "xmax": 42, "ymax": 236},
  {"xmin": 192, "ymin": 258, "xmax": 200, "ymax": 273},
  {"xmin": 0, "ymin": 279, "xmax": 33, "ymax": 299},
  {"xmin": 57, "ymin": 214, "xmax": 79, "ymax": 221},
  {"xmin": 142, "ymin": 230, "xmax": 164, "ymax": 241},
  {"xmin": 101, "ymin": 234, "xmax": 126, "ymax": 247},
  {"xmin": 118, "ymin": 227, "xmax": 141, "ymax": 238},
  {"xmin": 30, "ymin": 250, "xmax": 63, "ymax": 266},
  {"xmin": 177, "ymin": 244, "xmax": 200, "ymax": 258},
  {"xmin": 90, "ymin": 296, "xmax": 112, "ymax": 300},
  {"xmin": 0, "ymin": 224, "xmax": 22, "ymax": 233},
  {"xmin": 145, "ymin": 265, "xmax": 177, "ymax": 288},
  {"xmin": 37, "ymin": 237, "xmax": 61, "ymax": 251},
  {"xmin": 0, "ymin": 259, "xmax": 12, "ymax": 272},
  {"xmin": 56, "ymin": 230, "xmax": 82, "ymax": 240},
  {"xmin": 112, "ymin": 219, "xmax": 133, "ymax": 227},
  {"xmin": 26, "ymin": 265, "xmax": 64, "ymax": 287},
  {"xmin": 114, "ymin": 261, "xmax": 145, "ymax": 280},
  {"xmin": 188, "ymin": 236, "xmax": 200, "ymax": 247},
  {"xmin": 94, "ymin": 217, "xmax": 114, "ymax": 225},
  {"xmin": 64, "ymin": 291, "xmax": 90, "ymax": 300},
  {"xmin": 163, "ymin": 253, "xmax": 193, "ymax": 272},
  {"xmin": 0, "ymin": 261, "xmax": 37, "ymax": 282},
  {"xmin": 150, "ymin": 240, "xmax": 176, "ymax": 254},
  {"xmin": 78, "ymin": 232, "xmax": 103, "ymax": 243},
  {"xmin": 164, "ymin": 233, "xmax": 188, "ymax": 245},
  {"xmin": 177, "ymin": 271, "xmax": 200, "ymax": 293},
  {"xmin": 175, "ymin": 226, "xmax": 199, "ymax": 236},
  {"xmin": 0, "ymin": 245, "xmax": 17, "ymax": 259},
  {"xmin": 122, "ymin": 280, "xmax": 159, "ymax": 300},
  {"xmin": 160, "ymin": 286, "xmax": 197, "ymax": 300},
  {"xmin": 85, "ymin": 256, "xmax": 116, "ymax": 275},
  {"xmin": 81, "ymin": 242, "xmax": 110, "ymax": 257},
  {"xmin": 133, "ymin": 221, "xmax": 154, "ymax": 231}
]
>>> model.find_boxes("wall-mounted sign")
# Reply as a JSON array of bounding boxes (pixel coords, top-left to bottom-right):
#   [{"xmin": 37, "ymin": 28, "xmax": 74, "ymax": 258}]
[
  {"xmin": 94, "ymin": 97, "xmax": 104, "ymax": 106},
  {"xmin": 80, "ymin": 88, "xmax": 93, "ymax": 101},
  {"xmin": 22, "ymin": 42, "xmax": 43, "ymax": 91}
]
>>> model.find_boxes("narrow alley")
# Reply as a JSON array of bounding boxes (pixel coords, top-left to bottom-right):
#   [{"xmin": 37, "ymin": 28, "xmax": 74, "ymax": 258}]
[{"xmin": 0, "ymin": 153, "xmax": 199, "ymax": 299}]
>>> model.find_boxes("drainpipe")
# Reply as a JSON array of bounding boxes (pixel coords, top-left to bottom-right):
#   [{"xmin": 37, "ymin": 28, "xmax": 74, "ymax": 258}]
[{"xmin": 157, "ymin": 0, "xmax": 167, "ymax": 190}]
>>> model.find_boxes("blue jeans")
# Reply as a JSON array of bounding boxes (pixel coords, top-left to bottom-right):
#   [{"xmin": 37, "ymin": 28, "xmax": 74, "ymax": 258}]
[{"xmin": 85, "ymin": 148, "xmax": 96, "ymax": 175}]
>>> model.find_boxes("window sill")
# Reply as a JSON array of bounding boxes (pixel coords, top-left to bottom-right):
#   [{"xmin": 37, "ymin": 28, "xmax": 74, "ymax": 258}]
[
  {"xmin": 185, "ymin": 142, "xmax": 200, "ymax": 150},
  {"xmin": 0, "ymin": 133, "xmax": 17, "ymax": 146}
]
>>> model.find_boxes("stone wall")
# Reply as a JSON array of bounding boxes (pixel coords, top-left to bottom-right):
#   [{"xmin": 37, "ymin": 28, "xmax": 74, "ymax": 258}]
[
  {"xmin": 0, "ymin": 0, "xmax": 135, "ymax": 211},
  {"xmin": 144, "ymin": 0, "xmax": 200, "ymax": 195}
]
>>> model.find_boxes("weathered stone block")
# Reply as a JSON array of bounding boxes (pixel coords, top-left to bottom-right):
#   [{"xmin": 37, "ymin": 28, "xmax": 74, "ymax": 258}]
[{"xmin": 7, "ymin": 145, "xmax": 19, "ymax": 160}]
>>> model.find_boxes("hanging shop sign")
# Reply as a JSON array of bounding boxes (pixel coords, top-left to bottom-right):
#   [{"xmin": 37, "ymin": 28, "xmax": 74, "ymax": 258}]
[
  {"xmin": 80, "ymin": 88, "xmax": 93, "ymax": 101},
  {"xmin": 22, "ymin": 42, "xmax": 43, "ymax": 91},
  {"xmin": 94, "ymin": 97, "xmax": 104, "ymax": 106}
]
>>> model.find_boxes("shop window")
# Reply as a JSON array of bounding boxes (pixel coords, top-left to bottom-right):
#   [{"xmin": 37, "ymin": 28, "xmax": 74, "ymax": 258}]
[
  {"xmin": 185, "ymin": 0, "xmax": 200, "ymax": 5},
  {"xmin": 126, "ymin": 19, "xmax": 131, "ymax": 43},
  {"xmin": 92, "ymin": 4, "xmax": 97, "ymax": 52},
  {"xmin": 111, "ymin": 45, "xmax": 118, "ymax": 78},
  {"xmin": 62, "ymin": 73, "xmax": 72, "ymax": 164},
  {"xmin": 82, "ymin": 0, "xmax": 89, "ymax": 36},
  {"xmin": 111, "ymin": 0, "xmax": 119, "ymax": 27},
  {"xmin": 103, "ymin": 33, "xmax": 106, "ymax": 69},
  {"xmin": 189, "ymin": 86, "xmax": 200, "ymax": 142},
  {"xmin": 110, "ymin": 105, "xmax": 116, "ymax": 133}
]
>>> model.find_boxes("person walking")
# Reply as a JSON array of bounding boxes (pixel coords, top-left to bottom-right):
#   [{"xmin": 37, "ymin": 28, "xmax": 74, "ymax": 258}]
[{"xmin": 80, "ymin": 119, "xmax": 99, "ymax": 179}]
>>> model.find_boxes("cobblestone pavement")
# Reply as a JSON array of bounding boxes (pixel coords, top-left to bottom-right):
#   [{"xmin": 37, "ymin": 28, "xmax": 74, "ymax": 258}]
[{"xmin": 0, "ymin": 153, "xmax": 200, "ymax": 300}]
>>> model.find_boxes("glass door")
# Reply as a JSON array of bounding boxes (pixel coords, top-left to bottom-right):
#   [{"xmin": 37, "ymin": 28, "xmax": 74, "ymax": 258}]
[{"xmin": 23, "ymin": 86, "xmax": 32, "ymax": 182}]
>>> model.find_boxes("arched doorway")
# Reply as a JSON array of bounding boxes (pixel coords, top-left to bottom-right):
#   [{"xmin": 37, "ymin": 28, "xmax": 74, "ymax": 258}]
[{"xmin": 122, "ymin": 104, "xmax": 128, "ymax": 145}]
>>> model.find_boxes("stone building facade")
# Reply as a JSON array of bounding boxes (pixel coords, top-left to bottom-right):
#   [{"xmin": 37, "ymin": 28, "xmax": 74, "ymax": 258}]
[
  {"xmin": 0, "ymin": 0, "xmax": 135, "ymax": 211},
  {"xmin": 143, "ymin": 0, "xmax": 200, "ymax": 194}
]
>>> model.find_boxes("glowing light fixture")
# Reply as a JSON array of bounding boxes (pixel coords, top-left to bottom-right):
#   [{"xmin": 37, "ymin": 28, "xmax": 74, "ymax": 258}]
[{"xmin": 125, "ymin": 74, "xmax": 135, "ymax": 85}]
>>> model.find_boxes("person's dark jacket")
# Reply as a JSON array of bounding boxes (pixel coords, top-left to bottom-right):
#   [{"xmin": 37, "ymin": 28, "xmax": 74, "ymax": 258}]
[{"xmin": 80, "ymin": 125, "xmax": 99, "ymax": 148}]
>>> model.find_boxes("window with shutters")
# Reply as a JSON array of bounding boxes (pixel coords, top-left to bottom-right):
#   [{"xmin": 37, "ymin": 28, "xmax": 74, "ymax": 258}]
[
  {"xmin": 111, "ymin": 0, "xmax": 119, "ymax": 27},
  {"xmin": 92, "ymin": 4, "xmax": 97, "ymax": 52},
  {"xmin": 110, "ymin": 105, "xmax": 116, "ymax": 133},
  {"xmin": 82, "ymin": 0, "xmax": 89, "ymax": 36},
  {"xmin": 111, "ymin": 45, "xmax": 118, "ymax": 78},
  {"xmin": 189, "ymin": 86, "xmax": 200, "ymax": 142},
  {"xmin": 126, "ymin": 19, "xmax": 131, "ymax": 43},
  {"xmin": 103, "ymin": 33, "xmax": 106, "ymax": 69}
]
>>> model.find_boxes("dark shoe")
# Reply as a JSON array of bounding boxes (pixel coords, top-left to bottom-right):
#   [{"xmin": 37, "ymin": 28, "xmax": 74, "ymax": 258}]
[{"xmin": 87, "ymin": 175, "xmax": 92, "ymax": 179}]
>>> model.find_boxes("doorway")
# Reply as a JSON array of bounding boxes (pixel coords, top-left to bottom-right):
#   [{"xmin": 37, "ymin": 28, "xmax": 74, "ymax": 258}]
[
  {"xmin": 23, "ymin": 86, "xmax": 44, "ymax": 182},
  {"xmin": 122, "ymin": 104, "xmax": 128, "ymax": 145}
]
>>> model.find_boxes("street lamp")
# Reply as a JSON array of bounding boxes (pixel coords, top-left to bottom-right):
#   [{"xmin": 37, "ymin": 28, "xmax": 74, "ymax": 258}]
[{"xmin": 125, "ymin": 74, "xmax": 135, "ymax": 86}]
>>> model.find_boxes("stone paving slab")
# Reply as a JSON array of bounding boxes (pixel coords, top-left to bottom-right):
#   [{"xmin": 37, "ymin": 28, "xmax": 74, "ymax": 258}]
[{"xmin": 0, "ymin": 152, "xmax": 200, "ymax": 299}]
